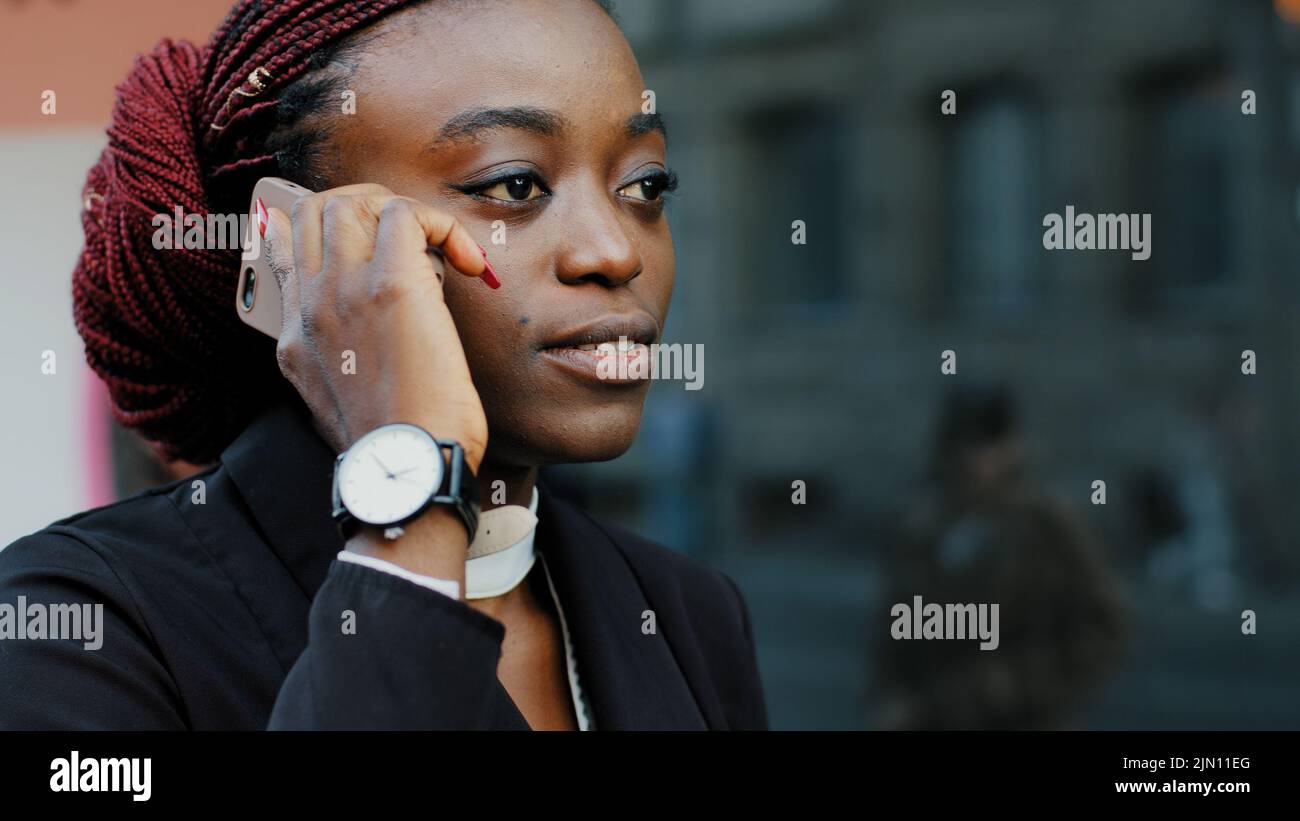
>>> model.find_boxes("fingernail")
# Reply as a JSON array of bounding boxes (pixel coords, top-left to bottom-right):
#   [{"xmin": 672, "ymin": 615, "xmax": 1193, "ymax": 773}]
[
  {"xmin": 255, "ymin": 197, "xmax": 268, "ymax": 238},
  {"xmin": 479, "ymin": 244, "xmax": 501, "ymax": 290}
]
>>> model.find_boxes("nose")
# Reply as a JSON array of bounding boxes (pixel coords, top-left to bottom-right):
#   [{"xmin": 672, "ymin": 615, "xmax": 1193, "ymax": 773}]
[{"xmin": 552, "ymin": 178, "xmax": 643, "ymax": 287}]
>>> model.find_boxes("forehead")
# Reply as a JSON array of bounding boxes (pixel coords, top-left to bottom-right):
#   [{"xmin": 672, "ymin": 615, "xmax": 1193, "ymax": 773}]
[{"xmin": 347, "ymin": 0, "xmax": 646, "ymax": 137}]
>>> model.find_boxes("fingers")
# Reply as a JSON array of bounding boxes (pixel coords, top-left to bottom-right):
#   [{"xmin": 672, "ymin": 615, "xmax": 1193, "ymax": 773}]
[
  {"xmin": 306, "ymin": 189, "xmax": 491, "ymax": 290},
  {"xmin": 263, "ymin": 182, "xmax": 495, "ymax": 460},
  {"xmin": 281, "ymin": 186, "xmax": 497, "ymax": 331},
  {"xmin": 365, "ymin": 195, "xmax": 487, "ymax": 283},
  {"xmin": 289, "ymin": 194, "xmax": 324, "ymax": 280},
  {"xmin": 321, "ymin": 195, "xmax": 379, "ymax": 274},
  {"xmin": 290, "ymin": 183, "xmax": 392, "ymax": 279}
]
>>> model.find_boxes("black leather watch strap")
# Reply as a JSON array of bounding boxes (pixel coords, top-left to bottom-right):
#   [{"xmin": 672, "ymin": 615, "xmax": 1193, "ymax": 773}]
[{"xmin": 430, "ymin": 440, "xmax": 480, "ymax": 542}]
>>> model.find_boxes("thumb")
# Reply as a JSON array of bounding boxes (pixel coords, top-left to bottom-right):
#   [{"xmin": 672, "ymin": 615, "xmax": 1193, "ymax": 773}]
[
  {"xmin": 261, "ymin": 206, "xmax": 299, "ymax": 330},
  {"xmin": 261, "ymin": 206, "xmax": 295, "ymax": 291}
]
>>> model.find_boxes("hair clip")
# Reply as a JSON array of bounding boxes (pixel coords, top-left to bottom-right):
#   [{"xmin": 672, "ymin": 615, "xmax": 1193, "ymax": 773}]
[
  {"xmin": 210, "ymin": 66, "xmax": 273, "ymax": 132},
  {"xmin": 83, "ymin": 190, "xmax": 104, "ymax": 228}
]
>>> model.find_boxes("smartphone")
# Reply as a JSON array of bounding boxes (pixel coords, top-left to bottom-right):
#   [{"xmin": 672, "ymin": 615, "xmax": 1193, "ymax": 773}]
[
  {"xmin": 236, "ymin": 177, "xmax": 306, "ymax": 340},
  {"xmin": 236, "ymin": 177, "xmax": 450, "ymax": 339}
]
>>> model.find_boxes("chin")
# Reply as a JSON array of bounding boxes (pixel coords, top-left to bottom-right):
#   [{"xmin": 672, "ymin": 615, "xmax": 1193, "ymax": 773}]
[{"xmin": 490, "ymin": 400, "xmax": 647, "ymax": 466}]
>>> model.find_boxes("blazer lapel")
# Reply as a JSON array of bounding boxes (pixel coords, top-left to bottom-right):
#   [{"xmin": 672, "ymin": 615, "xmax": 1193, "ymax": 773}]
[
  {"xmin": 536, "ymin": 484, "xmax": 708, "ymax": 730},
  {"xmin": 221, "ymin": 401, "xmax": 342, "ymax": 602}
]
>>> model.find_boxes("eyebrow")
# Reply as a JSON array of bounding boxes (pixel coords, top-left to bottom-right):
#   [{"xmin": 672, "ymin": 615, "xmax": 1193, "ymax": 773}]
[
  {"xmin": 626, "ymin": 112, "xmax": 668, "ymax": 141},
  {"xmin": 429, "ymin": 106, "xmax": 669, "ymax": 149},
  {"xmin": 433, "ymin": 106, "xmax": 568, "ymax": 147}
]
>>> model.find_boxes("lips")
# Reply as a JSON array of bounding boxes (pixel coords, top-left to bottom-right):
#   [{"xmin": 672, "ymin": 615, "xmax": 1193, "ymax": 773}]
[
  {"xmin": 538, "ymin": 313, "xmax": 660, "ymax": 385},
  {"xmin": 539, "ymin": 313, "xmax": 660, "ymax": 351}
]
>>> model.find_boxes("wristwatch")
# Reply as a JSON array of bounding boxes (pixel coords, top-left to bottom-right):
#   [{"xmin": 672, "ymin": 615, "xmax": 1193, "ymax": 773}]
[{"xmin": 331, "ymin": 423, "xmax": 480, "ymax": 543}]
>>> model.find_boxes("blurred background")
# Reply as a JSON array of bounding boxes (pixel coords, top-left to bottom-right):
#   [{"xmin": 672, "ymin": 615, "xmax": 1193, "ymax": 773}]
[{"xmin": 2, "ymin": 0, "xmax": 1300, "ymax": 729}]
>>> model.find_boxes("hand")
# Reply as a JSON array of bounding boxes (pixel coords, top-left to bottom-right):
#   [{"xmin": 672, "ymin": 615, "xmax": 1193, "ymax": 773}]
[{"xmin": 262, "ymin": 184, "xmax": 492, "ymax": 474}]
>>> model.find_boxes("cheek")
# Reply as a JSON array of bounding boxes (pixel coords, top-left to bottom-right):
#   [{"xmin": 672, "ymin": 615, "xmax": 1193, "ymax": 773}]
[
  {"xmin": 644, "ymin": 228, "xmax": 676, "ymax": 312},
  {"xmin": 441, "ymin": 275, "xmax": 531, "ymax": 390},
  {"xmin": 445, "ymin": 280, "xmax": 527, "ymax": 346}
]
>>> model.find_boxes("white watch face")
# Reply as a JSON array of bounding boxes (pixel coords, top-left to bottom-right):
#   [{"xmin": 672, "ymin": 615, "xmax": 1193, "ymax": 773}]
[{"xmin": 337, "ymin": 425, "xmax": 444, "ymax": 526}]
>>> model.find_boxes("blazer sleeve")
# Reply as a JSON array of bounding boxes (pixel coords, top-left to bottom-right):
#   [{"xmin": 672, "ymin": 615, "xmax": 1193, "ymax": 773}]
[
  {"xmin": 0, "ymin": 533, "xmax": 513, "ymax": 730},
  {"xmin": 268, "ymin": 559, "xmax": 510, "ymax": 729}
]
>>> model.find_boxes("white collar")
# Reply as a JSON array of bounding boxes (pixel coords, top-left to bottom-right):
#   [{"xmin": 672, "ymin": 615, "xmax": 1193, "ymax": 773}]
[{"xmin": 464, "ymin": 487, "xmax": 539, "ymax": 600}]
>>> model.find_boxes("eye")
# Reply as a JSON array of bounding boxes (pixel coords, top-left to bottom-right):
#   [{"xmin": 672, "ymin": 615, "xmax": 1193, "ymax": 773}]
[
  {"xmin": 618, "ymin": 170, "xmax": 678, "ymax": 202},
  {"xmin": 462, "ymin": 170, "xmax": 550, "ymax": 203},
  {"xmin": 482, "ymin": 173, "xmax": 545, "ymax": 202}
]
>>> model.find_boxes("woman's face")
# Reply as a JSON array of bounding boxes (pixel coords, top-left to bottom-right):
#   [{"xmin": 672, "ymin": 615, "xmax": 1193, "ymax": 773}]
[{"xmin": 323, "ymin": 0, "xmax": 675, "ymax": 468}]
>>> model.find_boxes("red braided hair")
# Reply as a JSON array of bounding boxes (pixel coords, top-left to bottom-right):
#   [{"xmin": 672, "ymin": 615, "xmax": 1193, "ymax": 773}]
[{"xmin": 73, "ymin": 0, "xmax": 420, "ymax": 465}]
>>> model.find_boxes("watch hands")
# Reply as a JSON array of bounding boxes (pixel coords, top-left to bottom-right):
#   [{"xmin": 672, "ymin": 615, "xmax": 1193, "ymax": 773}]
[{"xmin": 370, "ymin": 453, "xmax": 396, "ymax": 480}]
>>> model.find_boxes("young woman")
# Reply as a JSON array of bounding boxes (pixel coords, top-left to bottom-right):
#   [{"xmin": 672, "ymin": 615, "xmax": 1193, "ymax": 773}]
[{"xmin": 0, "ymin": 0, "xmax": 767, "ymax": 730}]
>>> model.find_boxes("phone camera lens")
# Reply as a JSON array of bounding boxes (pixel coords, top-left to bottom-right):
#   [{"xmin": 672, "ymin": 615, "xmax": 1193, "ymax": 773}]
[{"xmin": 241, "ymin": 269, "xmax": 256, "ymax": 310}]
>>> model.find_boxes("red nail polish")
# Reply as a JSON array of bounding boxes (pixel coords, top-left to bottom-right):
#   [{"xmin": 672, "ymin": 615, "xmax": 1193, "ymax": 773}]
[
  {"xmin": 255, "ymin": 197, "xmax": 268, "ymax": 238},
  {"xmin": 479, "ymin": 245, "xmax": 501, "ymax": 290}
]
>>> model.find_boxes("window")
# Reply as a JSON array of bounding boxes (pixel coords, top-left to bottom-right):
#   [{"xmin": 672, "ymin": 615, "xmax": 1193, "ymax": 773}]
[
  {"xmin": 946, "ymin": 88, "xmax": 1043, "ymax": 315},
  {"xmin": 739, "ymin": 104, "xmax": 846, "ymax": 310},
  {"xmin": 1138, "ymin": 67, "xmax": 1231, "ymax": 295}
]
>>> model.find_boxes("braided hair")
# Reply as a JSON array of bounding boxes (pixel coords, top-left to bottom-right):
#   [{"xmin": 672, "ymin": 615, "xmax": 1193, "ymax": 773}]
[{"xmin": 74, "ymin": 0, "xmax": 616, "ymax": 464}]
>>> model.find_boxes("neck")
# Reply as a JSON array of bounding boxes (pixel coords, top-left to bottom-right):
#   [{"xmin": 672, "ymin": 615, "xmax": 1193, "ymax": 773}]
[{"xmin": 477, "ymin": 461, "xmax": 538, "ymax": 511}]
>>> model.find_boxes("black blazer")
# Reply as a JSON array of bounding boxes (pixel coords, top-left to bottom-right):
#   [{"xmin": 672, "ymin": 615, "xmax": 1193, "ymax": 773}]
[{"xmin": 0, "ymin": 402, "xmax": 768, "ymax": 730}]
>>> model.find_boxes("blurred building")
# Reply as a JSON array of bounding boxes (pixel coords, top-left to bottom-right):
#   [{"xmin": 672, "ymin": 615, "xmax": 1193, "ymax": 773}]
[
  {"xmin": 599, "ymin": 0, "xmax": 1300, "ymax": 574},
  {"xmin": 575, "ymin": 0, "xmax": 1300, "ymax": 728}
]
